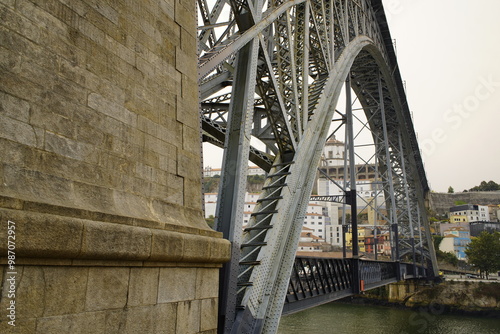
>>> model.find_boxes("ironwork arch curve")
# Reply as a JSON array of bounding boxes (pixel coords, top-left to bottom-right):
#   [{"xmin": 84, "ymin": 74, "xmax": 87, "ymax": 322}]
[{"xmin": 198, "ymin": 1, "xmax": 438, "ymax": 333}]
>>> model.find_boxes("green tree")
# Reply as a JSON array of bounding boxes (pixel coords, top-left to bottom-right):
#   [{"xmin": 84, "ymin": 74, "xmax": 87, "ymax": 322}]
[
  {"xmin": 433, "ymin": 235, "xmax": 444, "ymax": 250},
  {"xmin": 435, "ymin": 250, "xmax": 459, "ymax": 267},
  {"xmin": 447, "ymin": 186, "xmax": 454, "ymax": 193},
  {"xmin": 465, "ymin": 231, "xmax": 500, "ymax": 279},
  {"xmin": 469, "ymin": 180, "xmax": 500, "ymax": 192}
]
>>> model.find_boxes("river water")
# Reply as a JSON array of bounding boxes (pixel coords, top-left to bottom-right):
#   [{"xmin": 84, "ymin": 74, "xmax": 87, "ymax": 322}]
[{"xmin": 278, "ymin": 301, "xmax": 500, "ymax": 334}]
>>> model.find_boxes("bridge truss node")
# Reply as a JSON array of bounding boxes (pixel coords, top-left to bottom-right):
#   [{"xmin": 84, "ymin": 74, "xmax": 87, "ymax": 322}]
[{"xmin": 197, "ymin": 0, "xmax": 439, "ymax": 333}]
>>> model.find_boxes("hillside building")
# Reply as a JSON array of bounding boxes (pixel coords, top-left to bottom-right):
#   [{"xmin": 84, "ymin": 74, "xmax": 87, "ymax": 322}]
[
  {"xmin": 449, "ymin": 204, "xmax": 490, "ymax": 223},
  {"xmin": 297, "ymin": 227, "xmax": 329, "ymax": 252},
  {"xmin": 439, "ymin": 228, "xmax": 471, "ymax": 261},
  {"xmin": 469, "ymin": 221, "xmax": 500, "ymax": 237}
]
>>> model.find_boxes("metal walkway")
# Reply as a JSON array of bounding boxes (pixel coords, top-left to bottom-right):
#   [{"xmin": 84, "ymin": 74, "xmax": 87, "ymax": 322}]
[
  {"xmin": 284, "ymin": 256, "xmax": 428, "ymax": 315},
  {"xmin": 197, "ymin": 0, "xmax": 439, "ymax": 333}
]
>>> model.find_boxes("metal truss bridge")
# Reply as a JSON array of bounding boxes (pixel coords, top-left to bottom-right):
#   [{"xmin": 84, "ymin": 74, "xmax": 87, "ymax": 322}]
[{"xmin": 197, "ymin": 0, "xmax": 439, "ymax": 333}]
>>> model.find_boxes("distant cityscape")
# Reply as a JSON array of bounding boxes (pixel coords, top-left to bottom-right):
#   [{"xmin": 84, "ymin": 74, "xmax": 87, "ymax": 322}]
[{"xmin": 203, "ymin": 137, "xmax": 500, "ymax": 263}]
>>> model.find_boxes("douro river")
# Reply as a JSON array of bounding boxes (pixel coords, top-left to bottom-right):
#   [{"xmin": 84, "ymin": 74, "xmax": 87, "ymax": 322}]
[{"xmin": 278, "ymin": 301, "xmax": 500, "ymax": 334}]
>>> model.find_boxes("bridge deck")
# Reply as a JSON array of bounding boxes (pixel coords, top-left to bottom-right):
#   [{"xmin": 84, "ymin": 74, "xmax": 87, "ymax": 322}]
[{"xmin": 283, "ymin": 256, "xmax": 429, "ymax": 315}]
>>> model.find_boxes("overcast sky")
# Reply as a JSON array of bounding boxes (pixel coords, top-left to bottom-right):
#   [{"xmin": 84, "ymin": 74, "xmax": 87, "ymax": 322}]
[
  {"xmin": 202, "ymin": 0, "xmax": 500, "ymax": 193},
  {"xmin": 384, "ymin": 0, "xmax": 500, "ymax": 192}
]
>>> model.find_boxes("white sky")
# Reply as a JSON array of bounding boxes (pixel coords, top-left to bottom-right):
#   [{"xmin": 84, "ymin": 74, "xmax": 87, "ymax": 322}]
[
  {"xmin": 384, "ymin": 0, "xmax": 500, "ymax": 192},
  {"xmin": 202, "ymin": 0, "xmax": 500, "ymax": 193}
]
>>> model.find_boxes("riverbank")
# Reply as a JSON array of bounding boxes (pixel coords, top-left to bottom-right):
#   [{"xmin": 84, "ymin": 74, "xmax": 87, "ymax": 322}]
[{"xmin": 339, "ymin": 279, "xmax": 500, "ymax": 318}]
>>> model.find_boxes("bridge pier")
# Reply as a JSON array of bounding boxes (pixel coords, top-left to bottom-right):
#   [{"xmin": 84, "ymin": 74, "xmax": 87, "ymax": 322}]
[
  {"xmin": 388, "ymin": 280, "xmax": 419, "ymax": 303},
  {"xmin": 0, "ymin": 1, "xmax": 230, "ymax": 332}
]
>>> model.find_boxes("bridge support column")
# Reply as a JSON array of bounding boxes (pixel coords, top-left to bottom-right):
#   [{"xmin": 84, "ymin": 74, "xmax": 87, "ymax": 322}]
[
  {"xmin": 215, "ymin": 37, "xmax": 261, "ymax": 333},
  {"xmin": 346, "ymin": 76, "xmax": 360, "ymax": 294},
  {"xmin": 0, "ymin": 1, "xmax": 231, "ymax": 333}
]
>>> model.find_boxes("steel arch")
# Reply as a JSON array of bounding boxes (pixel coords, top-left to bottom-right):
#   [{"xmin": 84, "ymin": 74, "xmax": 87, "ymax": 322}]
[{"xmin": 198, "ymin": 0, "xmax": 438, "ymax": 333}]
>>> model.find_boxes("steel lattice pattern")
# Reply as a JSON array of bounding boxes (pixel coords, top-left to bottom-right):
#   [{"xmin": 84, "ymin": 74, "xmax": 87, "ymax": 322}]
[{"xmin": 198, "ymin": 0, "xmax": 438, "ymax": 333}]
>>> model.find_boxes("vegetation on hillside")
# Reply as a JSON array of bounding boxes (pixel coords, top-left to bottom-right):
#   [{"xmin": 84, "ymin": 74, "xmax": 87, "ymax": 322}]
[
  {"xmin": 468, "ymin": 180, "xmax": 500, "ymax": 192},
  {"xmin": 203, "ymin": 175, "xmax": 220, "ymax": 193},
  {"xmin": 205, "ymin": 215, "xmax": 215, "ymax": 228}
]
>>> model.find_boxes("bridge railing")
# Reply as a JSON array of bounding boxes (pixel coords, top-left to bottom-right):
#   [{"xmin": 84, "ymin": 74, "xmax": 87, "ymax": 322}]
[
  {"xmin": 284, "ymin": 257, "xmax": 353, "ymax": 314},
  {"xmin": 284, "ymin": 256, "xmax": 430, "ymax": 314},
  {"xmin": 359, "ymin": 259, "xmax": 398, "ymax": 285},
  {"xmin": 400, "ymin": 262, "xmax": 429, "ymax": 278}
]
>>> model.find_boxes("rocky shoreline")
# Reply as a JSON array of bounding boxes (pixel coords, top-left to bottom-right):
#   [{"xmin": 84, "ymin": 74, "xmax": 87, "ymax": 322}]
[{"xmin": 338, "ymin": 280, "xmax": 500, "ymax": 318}]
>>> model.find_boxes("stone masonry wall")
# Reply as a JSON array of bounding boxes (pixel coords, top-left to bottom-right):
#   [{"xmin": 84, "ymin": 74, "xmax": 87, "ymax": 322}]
[
  {"xmin": 0, "ymin": 0, "xmax": 230, "ymax": 332},
  {"xmin": 428, "ymin": 192, "xmax": 500, "ymax": 216}
]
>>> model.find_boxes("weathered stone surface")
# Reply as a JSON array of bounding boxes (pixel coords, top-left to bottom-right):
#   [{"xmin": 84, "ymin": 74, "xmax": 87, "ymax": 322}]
[
  {"xmin": 209, "ymin": 237, "xmax": 233, "ymax": 264},
  {"xmin": 158, "ymin": 267, "xmax": 197, "ymax": 303},
  {"xmin": 182, "ymin": 232, "xmax": 212, "ymax": 262},
  {"xmin": 0, "ymin": 204, "xmax": 229, "ymax": 263},
  {"xmin": 80, "ymin": 220, "xmax": 151, "ymax": 260},
  {"xmin": 0, "ymin": 318, "xmax": 37, "ymax": 334},
  {"xmin": 42, "ymin": 267, "xmax": 88, "ymax": 317},
  {"xmin": 0, "ymin": 266, "xmax": 44, "ymax": 319},
  {"xmin": 0, "ymin": 209, "xmax": 83, "ymax": 258},
  {"xmin": 200, "ymin": 298, "xmax": 219, "ymax": 332},
  {"xmin": 153, "ymin": 303, "xmax": 178, "ymax": 334},
  {"xmin": 150, "ymin": 229, "xmax": 185, "ymax": 262},
  {"xmin": 175, "ymin": 0, "xmax": 195, "ymax": 35},
  {"xmin": 85, "ymin": 267, "xmax": 130, "ymax": 311},
  {"xmin": 176, "ymin": 300, "xmax": 201, "ymax": 333},
  {"xmin": 120, "ymin": 306, "xmax": 157, "ymax": 333},
  {"xmin": 196, "ymin": 269, "xmax": 219, "ymax": 300},
  {"xmin": 0, "ymin": 114, "xmax": 37, "ymax": 147},
  {"xmin": 36, "ymin": 311, "xmax": 107, "ymax": 334},
  {"xmin": 104, "ymin": 302, "xmax": 178, "ymax": 334},
  {"xmin": 0, "ymin": 0, "xmax": 230, "ymax": 332},
  {"xmin": 127, "ymin": 268, "xmax": 159, "ymax": 307},
  {"xmin": 0, "ymin": 0, "xmax": 213, "ymax": 231},
  {"xmin": 0, "ymin": 90, "xmax": 30, "ymax": 122}
]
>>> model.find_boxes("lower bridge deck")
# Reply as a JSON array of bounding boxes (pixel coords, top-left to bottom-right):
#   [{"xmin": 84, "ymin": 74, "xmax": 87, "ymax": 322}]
[{"xmin": 283, "ymin": 256, "xmax": 429, "ymax": 315}]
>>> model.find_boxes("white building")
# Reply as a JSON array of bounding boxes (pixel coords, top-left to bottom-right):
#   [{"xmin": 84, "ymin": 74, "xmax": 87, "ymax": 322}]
[
  {"xmin": 322, "ymin": 136, "xmax": 345, "ymax": 166},
  {"xmin": 204, "ymin": 193, "xmax": 218, "ymax": 218},
  {"xmin": 203, "ymin": 192, "xmax": 333, "ymax": 244},
  {"xmin": 302, "ymin": 203, "xmax": 329, "ymax": 239},
  {"xmin": 317, "ymin": 178, "xmax": 384, "ymax": 202},
  {"xmin": 449, "ymin": 204, "xmax": 490, "ymax": 223}
]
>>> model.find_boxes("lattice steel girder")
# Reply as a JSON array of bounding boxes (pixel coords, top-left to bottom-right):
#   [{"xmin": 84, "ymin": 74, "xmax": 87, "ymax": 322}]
[
  {"xmin": 198, "ymin": 1, "xmax": 438, "ymax": 333},
  {"xmin": 214, "ymin": 38, "xmax": 261, "ymax": 333}
]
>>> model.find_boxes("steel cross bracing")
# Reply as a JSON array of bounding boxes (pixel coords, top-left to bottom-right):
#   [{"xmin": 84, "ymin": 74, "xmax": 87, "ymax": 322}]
[{"xmin": 197, "ymin": 0, "xmax": 438, "ymax": 333}]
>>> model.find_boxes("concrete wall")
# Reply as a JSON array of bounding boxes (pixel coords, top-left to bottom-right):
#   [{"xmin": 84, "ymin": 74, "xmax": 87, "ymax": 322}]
[{"xmin": 0, "ymin": 0, "xmax": 230, "ymax": 332}]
